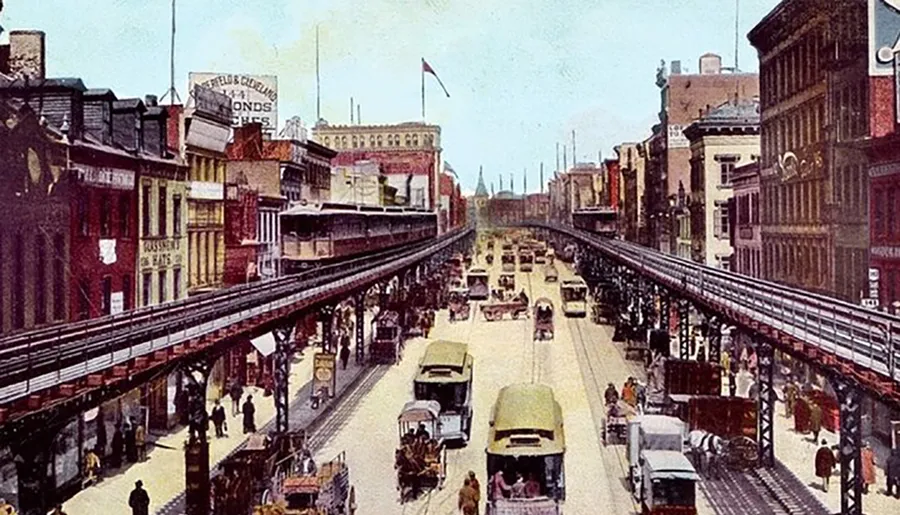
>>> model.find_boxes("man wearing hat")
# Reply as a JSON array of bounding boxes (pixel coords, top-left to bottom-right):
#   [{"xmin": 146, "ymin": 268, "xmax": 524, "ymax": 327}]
[
  {"xmin": 467, "ymin": 471, "xmax": 481, "ymax": 514},
  {"xmin": 129, "ymin": 479, "xmax": 150, "ymax": 515}
]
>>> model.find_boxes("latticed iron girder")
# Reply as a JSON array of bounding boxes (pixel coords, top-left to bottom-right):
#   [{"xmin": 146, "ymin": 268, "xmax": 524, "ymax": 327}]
[
  {"xmin": 273, "ymin": 321, "xmax": 294, "ymax": 434},
  {"xmin": 320, "ymin": 304, "xmax": 337, "ymax": 354},
  {"xmin": 834, "ymin": 377, "xmax": 863, "ymax": 515},
  {"xmin": 702, "ymin": 313, "xmax": 723, "ymax": 367},
  {"xmin": 678, "ymin": 300, "xmax": 690, "ymax": 360},
  {"xmin": 757, "ymin": 340, "xmax": 775, "ymax": 468}
]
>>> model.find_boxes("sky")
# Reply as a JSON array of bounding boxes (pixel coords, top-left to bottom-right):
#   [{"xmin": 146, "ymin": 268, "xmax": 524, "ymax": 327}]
[{"xmin": 1, "ymin": 0, "xmax": 779, "ymax": 194}]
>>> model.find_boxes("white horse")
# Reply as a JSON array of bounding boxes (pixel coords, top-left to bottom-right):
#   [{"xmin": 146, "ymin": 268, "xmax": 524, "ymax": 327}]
[{"xmin": 688, "ymin": 429, "xmax": 727, "ymax": 479}]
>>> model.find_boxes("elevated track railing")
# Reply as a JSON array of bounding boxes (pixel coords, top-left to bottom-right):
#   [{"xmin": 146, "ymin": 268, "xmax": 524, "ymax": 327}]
[
  {"xmin": 536, "ymin": 223, "xmax": 900, "ymax": 394},
  {"xmin": 0, "ymin": 227, "xmax": 473, "ymax": 406}
]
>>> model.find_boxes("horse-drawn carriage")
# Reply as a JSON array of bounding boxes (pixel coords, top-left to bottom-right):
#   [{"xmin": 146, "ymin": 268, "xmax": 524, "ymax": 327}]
[
  {"xmin": 590, "ymin": 282, "xmax": 618, "ymax": 324},
  {"xmin": 500, "ymin": 252, "xmax": 516, "ymax": 272},
  {"xmin": 533, "ymin": 298, "xmax": 554, "ymax": 341},
  {"xmin": 257, "ymin": 449, "xmax": 352, "ymax": 515},
  {"xmin": 498, "ymin": 272, "xmax": 515, "ymax": 291},
  {"xmin": 395, "ymin": 401, "xmax": 447, "ymax": 502},
  {"xmin": 543, "ymin": 262, "xmax": 558, "ymax": 283},
  {"xmin": 480, "ymin": 299, "xmax": 529, "ymax": 321},
  {"xmin": 448, "ymin": 288, "xmax": 471, "ymax": 322},
  {"xmin": 485, "ymin": 253, "xmax": 494, "ymax": 265}
]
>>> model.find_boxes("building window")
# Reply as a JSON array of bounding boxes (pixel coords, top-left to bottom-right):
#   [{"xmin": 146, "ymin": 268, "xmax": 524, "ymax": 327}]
[
  {"xmin": 714, "ymin": 203, "xmax": 729, "ymax": 239},
  {"xmin": 158, "ymin": 184, "xmax": 168, "ymax": 236},
  {"xmin": 101, "ymin": 276, "xmax": 112, "ymax": 315},
  {"xmin": 53, "ymin": 233, "xmax": 65, "ymax": 320},
  {"xmin": 173, "ymin": 268, "xmax": 182, "ymax": 300},
  {"xmin": 142, "ymin": 272, "xmax": 152, "ymax": 307},
  {"xmin": 370, "ymin": 135, "xmax": 375, "ymax": 147},
  {"xmin": 718, "ymin": 158, "xmax": 736, "ymax": 186},
  {"xmin": 412, "ymin": 134, "xmax": 419, "ymax": 146},
  {"xmin": 377, "ymin": 135, "xmax": 383, "ymax": 147},
  {"xmin": 173, "ymin": 194, "xmax": 182, "ymax": 236},
  {"xmin": 78, "ymin": 278, "xmax": 91, "ymax": 321},
  {"xmin": 387, "ymin": 135, "xmax": 393, "ymax": 146},
  {"xmin": 78, "ymin": 195, "xmax": 89, "ymax": 236},
  {"xmin": 351, "ymin": 136, "xmax": 358, "ymax": 148},
  {"xmin": 35, "ymin": 234, "xmax": 46, "ymax": 324},
  {"xmin": 405, "ymin": 134, "xmax": 411, "ymax": 146},
  {"xmin": 158, "ymin": 270, "xmax": 167, "ymax": 304},
  {"xmin": 142, "ymin": 184, "xmax": 152, "ymax": 237},
  {"xmin": 341, "ymin": 136, "xmax": 347, "ymax": 148},
  {"xmin": 122, "ymin": 274, "xmax": 132, "ymax": 312},
  {"xmin": 119, "ymin": 193, "xmax": 131, "ymax": 238}
]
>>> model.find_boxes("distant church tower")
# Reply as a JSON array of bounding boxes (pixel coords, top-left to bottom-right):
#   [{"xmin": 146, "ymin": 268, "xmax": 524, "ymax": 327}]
[{"xmin": 473, "ymin": 166, "xmax": 489, "ymax": 228}]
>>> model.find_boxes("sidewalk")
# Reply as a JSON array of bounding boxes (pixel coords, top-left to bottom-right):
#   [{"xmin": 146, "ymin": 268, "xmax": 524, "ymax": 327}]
[
  {"xmin": 61, "ymin": 315, "xmax": 373, "ymax": 515},
  {"xmin": 771, "ymin": 397, "xmax": 899, "ymax": 514}
]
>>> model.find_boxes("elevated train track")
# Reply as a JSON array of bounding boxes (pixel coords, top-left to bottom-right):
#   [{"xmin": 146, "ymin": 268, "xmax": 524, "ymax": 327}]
[
  {"xmin": 534, "ymin": 223, "xmax": 900, "ymax": 405},
  {"xmin": 0, "ymin": 227, "xmax": 473, "ymax": 430}
]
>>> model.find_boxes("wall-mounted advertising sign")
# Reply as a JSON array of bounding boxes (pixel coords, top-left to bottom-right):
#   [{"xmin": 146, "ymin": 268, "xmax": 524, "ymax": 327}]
[
  {"xmin": 188, "ymin": 72, "xmax": 278, "ymax": 134},
  {"xmin": 869, "ymin": 0, "xmax": 900, "ymax": 75}
]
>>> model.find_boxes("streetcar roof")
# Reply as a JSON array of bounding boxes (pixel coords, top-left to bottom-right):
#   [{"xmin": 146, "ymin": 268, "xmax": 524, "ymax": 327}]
[
  {"xmin": 399, "ymin": 400, "xmax": 441, "ymax": 422},
  {"xmin": 641, "ymin": 450, "xmax": 699, "ymax": 481},
  {"xmin": 488, "ymin": 384, "xmax": 564, "ymax": 456},
  {"xmin": 560, "ymin": 279, "xmax": 587, "ymax": 289},
  {"xmin": 415, "ymin": 341, "xmax": 473, "ymax": 383},
  {"xmin": 467, "ymin": 267, "xmax": 489, "ymax": 277}
]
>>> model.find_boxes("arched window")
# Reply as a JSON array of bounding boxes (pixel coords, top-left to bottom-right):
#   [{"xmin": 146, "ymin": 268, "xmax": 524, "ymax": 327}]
[
  {"xmin": 359, "ymin": 136, "xmax": 365, "ymax": 148},
  {"xmin": 352, "ymin": 136, "xmax": 358, "ymax": 148},
  {"xmin": 405, "ymin": 134, "xmax": 411, "ymax": 146},
  {"xmin": 387, "ymin": 135, "xmax": 394, "ymax": 146},
  {"xmin": 324, "ymin": 137, "xmax": 330, "ymax": 147},
  {"xmin": 341, "ymin": 136, "xmax": 347, "ymax": 148},
  {"xmin": 394, "ymin": 134, "xmax": 400, "ymax": 146},
  {"xmin": 412, "ymin": 134, "xmax": 419, "ymax": 147},
  {"xmin": 377, "ymin": 135, "xmax": 383, "ymax": 147},
  {"xmin": 370, "ymin": 135, "xmax": 376, "ymax": 147}
]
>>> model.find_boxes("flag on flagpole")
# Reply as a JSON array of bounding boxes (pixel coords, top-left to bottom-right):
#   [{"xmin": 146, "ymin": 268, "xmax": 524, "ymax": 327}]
[{"xmin": 422, "ymin": 59, "xmax": 450, "ymax": 97}]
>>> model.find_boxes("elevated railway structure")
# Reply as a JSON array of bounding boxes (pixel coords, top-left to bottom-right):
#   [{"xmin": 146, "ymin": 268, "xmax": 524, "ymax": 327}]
[
  {"xmin": 533, "ymin": 222, "xmax": 900, "ymax": 515},
  {"xmin": 0, "ymin": 227, "xmax": 472, "ymax": 514}
]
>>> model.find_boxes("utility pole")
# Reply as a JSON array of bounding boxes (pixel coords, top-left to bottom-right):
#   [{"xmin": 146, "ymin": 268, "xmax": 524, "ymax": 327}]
[
  {"xmin": 161, "ymin": 0, "xmax": 181, "ymax": 104},
  {"xmin": 316, "ymin": 25, "xmax": 321, "ymax": 121},
  {"xmin": 572, "ymin": 130, "xmax": 577, "ymax": 167}
]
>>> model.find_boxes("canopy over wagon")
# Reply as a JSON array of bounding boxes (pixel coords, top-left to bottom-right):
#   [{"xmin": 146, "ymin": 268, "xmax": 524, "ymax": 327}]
[
  {"xmin": 371, "ymin": 310, "xmax": 402, "ymax": 364},
  {"xmin": 481, "ymin": 299, "xmax": 528, "ymax": 321},
  {"xmin": 396, "ymin": 400, "xmax": 447, "ymax": 501},
  {"xmin": 467, "ymin": 267, "xmax": 490, "ymax": 300},
  {"xmin": 640, "ymin": 450, "xmax": 699, "ymax": 515},
  {"xmin": 533, "ymin": 298, "xmax": 554, "ymax": 341},
  {"xmin": 448, "ymin": 288, "xmax": 471, "ymax": 322}
]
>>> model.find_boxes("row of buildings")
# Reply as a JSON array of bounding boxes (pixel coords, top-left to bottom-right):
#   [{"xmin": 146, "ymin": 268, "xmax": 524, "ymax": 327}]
[
  {"xmin": 615, "ymin": 0, "xmax": 900, "ymax": 311},
  {"xmin": 0, "ymin": 30, "xmax": 466, "ymax": 338}
]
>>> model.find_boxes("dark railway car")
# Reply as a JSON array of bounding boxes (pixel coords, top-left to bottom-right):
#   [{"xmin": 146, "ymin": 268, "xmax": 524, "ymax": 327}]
[
  {"xmin": 280, "ymin": 202, "xmax": 437, "ymax": 273},
  {"xmin": 572, "ymin": 206, "xmax": 618, "ymax": 237}
]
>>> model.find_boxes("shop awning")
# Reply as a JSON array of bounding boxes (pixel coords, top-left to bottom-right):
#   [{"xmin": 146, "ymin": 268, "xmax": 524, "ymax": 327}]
[{"xmin": 251, "ymin": 333, "xmax": 277, "ymax": 357}]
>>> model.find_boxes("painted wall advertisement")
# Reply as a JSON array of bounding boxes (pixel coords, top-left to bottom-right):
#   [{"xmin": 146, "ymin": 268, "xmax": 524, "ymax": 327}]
[
  {"xmin": 188, "ymin": 72, "xmax": 278, "ymax": 134},
  {"xmin": 869, "ymin": 0, "xmax": 900, "ymax": 75}
]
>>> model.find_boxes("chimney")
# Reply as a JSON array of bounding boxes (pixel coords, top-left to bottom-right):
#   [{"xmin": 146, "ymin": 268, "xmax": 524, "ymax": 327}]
[
  {"xmin": 671, "ymin": 60, "xmax": 682, "ymax": 75},
  {"xmin": 145, "ymin": 94, "xmax": 159, "ymax": 107},
  {"xmin": 8, "ymin": 30, "xmax": 46, "ymax": 80}
]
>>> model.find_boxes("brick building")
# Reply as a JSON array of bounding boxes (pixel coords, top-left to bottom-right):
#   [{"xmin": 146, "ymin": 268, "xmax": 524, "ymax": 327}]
[
  {"xmin": 730, "ymin": 162, "xmax": 761, "ymax": 277},
  {"xmin": 749, "ymin": 0, "xmax": 873, "ymax": 301},
  {"xmin": 616, "ymin": 142, "xmax": 647, "ymax": 243},
  {"xmin": 645, "ymin": 54, "xmax": 759, "ymax": 253},
  {"xmin": 223, "ymin": 180, "xmax": 260, "ymax": 286},
  {"xmin": 524, "ymin": 193, "xmax": 550, "ymax": 223},
  {"xmin": 0, "ymin": 98, "xmax": 69, "ymax": 333},
  {"xmin": 312, "ymin": 121, "xmax": 441, "ymax": 212},
  {"xmin": 683, "ymin": 99, "xmax": 760, "ymax": 268},
  {"xmin": 548, "ymin": 163, "xmax": 607, "ymax": 225}
]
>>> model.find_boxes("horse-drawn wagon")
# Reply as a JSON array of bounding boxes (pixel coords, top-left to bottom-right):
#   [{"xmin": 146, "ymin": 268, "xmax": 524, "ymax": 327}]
[
  {"xmin": 395, "ymin": 401, "xmax": 447, "ymax": 502},
  {"xmin": 533, "ymin": 298, "xmax": 554, "ymax": 341},
  {"xmin": 448, "ymin": 288, "xmax": 471, "ymax": 322},
  {"xmin": 480, "ymin": 299, "xmax": 529, "ymax": 321}
]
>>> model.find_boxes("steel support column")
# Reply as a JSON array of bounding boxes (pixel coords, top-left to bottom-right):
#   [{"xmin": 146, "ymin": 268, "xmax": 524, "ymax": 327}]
[
  {"xmin": 273, "ymin": 322, "xmax": 294, "ymax": 433},
  {"xmin": 321, "ymin": 304, "xmax": 336, "ymax": 354},
  {"xmin": 757, "ymin": 340, "xmax": 775, "ymax": 468},
  {"xmin": 834, "ymin": 378, "xmax": 863, "ymax": 515},
  {"xmin": 355, "ymin": 292, "xmax": 366, "ymax": 364},
  {"xmin": 678, "ymin": 300, "xmax": 690, "ymax": 360},
  {"xmin": 705, "ymin": 315, "xmax": 722, "ymax": 366},
  {"xmin": 183, "ymin": 360, "xmax": 212, "ymax": 515},
  {"xmin": 659, "ymin": 292, "xmax": 670, "ymax": 333}
]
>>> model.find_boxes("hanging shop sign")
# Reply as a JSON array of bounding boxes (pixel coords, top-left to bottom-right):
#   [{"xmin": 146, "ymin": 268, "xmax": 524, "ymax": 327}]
[
  {"xmin": 312, "ymin": 353, "xmax": 337, "ymax": 399},
  {"xmin": 870, "ymin": 0, "xmax": 900, "ymax": 76},
  {"xmin": 77, "ymin": 164, "xmax": 135, "ymax": 190},
  {"xmin": 140, "ymin": 237, "xmax": 184, "ymax": 269}
]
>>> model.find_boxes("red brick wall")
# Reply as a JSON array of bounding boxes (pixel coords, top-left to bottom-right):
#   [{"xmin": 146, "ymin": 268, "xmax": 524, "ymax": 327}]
[
  {"xmin": 870, "ymin": 76, "xmax": 895, "ymax": 139},
  {"xmin": 224, "ymin": 245, "xmax": 257, "ymax": 286}
]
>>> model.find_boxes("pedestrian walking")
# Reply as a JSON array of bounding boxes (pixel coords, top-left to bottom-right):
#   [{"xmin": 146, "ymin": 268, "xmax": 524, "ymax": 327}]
[
  {"xmin": 83, "ymin": 446, "xmax": 101, "ymax": 485},
  {"xmin": 467, "ymin": 471, "xmax": 481, "ymax": 514},
  {"xmin": 861, "ymin": 441, "xmax": 876, "ymax": 494},
  {"xmin": 886, "ymin": 447, "xmax": 900, "ymax": 498},
  {"xmin": 815, "ymin": 440, "xmax": 836, "ymax": 492},
  {"xmin": 128, "ymin": 480, "xmax": 150, "ymax": 515},
  {"xmin": 242, "ymin": 395, "xmax": 256, "ymax": 434},
  {"xmin": 0, "ymin": 497, "xmax": 16, "ymax": 515},
  {"xmin": 135, "ymin": 422, "xmax": 146, "ymax": 462},
  {"xmin": 340, "ymin": 343, "xmax": 351, "ymax": 370},
  {"xmin": 111, "ymin": 424, "xmax": 124, "ymax": 469},
  {"xmin": 229, "ymin": 381, "xmax": 243, "ymax": 417},
  {"xmin": 211, "ymin": 400, "xmax": 227, "ymax": 438},
  {"xmin": 809, "ymin": 402, "xmax": 823, "ymax": 443},
  {"xmin": 458, "ymin": 478, "xmax": 478, "ymax": 515},
  {"xmin": 124, "ymin": 417, "xmax": 137, "ymax": 463},
  {"xmin": 728, "ymin": 358, "xmax": 738, "ymax": 397},
  {"xmin": 784, "ymin": 379, "xmax": 799, "ymax": 418}
]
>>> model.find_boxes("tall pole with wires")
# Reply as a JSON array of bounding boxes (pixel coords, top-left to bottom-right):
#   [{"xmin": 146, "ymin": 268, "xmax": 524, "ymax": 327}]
[
  {"xmin": 162, "ymin": 0, "xmax": 181, "ymax": 104},
  {"xmin": 316, "ymin": 25, "xmax": 321, "ymax": 121}
]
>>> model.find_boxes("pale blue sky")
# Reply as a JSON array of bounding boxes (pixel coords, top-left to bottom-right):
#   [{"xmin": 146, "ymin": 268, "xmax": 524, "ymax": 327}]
[{"xmin": 2, "ymin": 0, "xmax": 778, "ymax": 193}]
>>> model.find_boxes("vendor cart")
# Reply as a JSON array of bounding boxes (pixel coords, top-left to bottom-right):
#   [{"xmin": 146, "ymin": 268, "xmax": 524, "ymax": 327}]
[
  {"xmin": 480, "ymin": 300, "xmax": 529, "ymax": 321},
  {"xmin": 533, "ymin": 298, "xmax": 554, "ymax": 340},
  {"xmin": 498, "ymin": 272, "xmax": 516, "ymax": 291}
]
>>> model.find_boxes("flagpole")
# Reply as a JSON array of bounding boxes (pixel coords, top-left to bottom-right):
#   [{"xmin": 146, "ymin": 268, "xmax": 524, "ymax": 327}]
[{"xmin": 421, "ymin": 58, "xmax": 426, "ymax": 120}]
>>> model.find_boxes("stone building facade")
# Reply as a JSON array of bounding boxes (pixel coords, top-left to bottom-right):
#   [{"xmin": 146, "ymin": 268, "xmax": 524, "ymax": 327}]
[{"xmin": 731, "ymin": 162, "xmax": 762, "ymax": 278}]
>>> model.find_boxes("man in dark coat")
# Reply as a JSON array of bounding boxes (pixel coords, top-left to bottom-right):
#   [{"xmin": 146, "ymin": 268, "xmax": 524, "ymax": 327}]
[
  {"xmin": 340, "ymin": 344, "xmax": 351, "ymax": 370},
  {"xmin": 129, "ymin": 480, "xmax": 150, "ymax": 515},
  {"xmin": 110, "ymin": 425, "xmax": 124, "ymax": 469},
  {"xmin": 242, "ymin": 395, "xmax": 256, "ymax": 434},
  {"xmin": 211, "ymin": 400, "xmax": 227, "ymax": 438},
  {"xmin": 124, "ymin": 417, "xmax": 137, "ymax": 463},
  {"xmin": 815, "ymin": 440, "xmax": 836, "ymax": 492},
  {"xmin": 229, "ymin": 381, "xmax": 243, "ymax": 417},
  {"xmin": 887, "ymin": 447, "xmax": 900, "ymax": 498}
]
